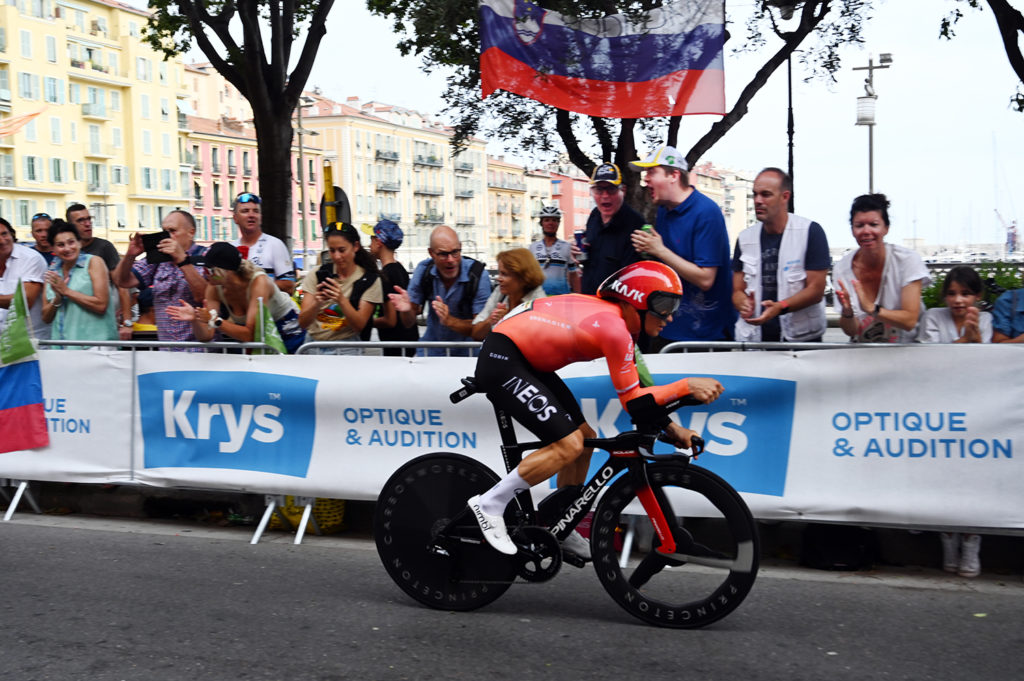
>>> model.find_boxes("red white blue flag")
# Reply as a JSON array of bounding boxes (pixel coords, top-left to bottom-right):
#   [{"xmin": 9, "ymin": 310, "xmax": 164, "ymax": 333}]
[
  {"xmin": 479, "ymin": 0, "xmax": 725, "ymax": 118},
  {"xmin": 0, "ymin": 360, "xmax": 49, "ymax": 454}
]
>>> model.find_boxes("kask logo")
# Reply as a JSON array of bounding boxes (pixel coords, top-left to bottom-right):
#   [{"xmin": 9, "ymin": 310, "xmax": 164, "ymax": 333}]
[
  {"xmin": 564, "ymin": 374, "xmax": 795, "ymax": 497},
  {"xmin": 138, "ymin": 371, "xmax": 317, "ymax": 477}
]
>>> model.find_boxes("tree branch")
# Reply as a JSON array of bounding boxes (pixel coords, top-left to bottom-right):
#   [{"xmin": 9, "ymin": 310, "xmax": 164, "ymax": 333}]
[
  {"xmin": 590, "ymin": 116, "xmax": 615, "ymax": 161},
  {"xmin": 985, "ymin": 0, "xmax": 1024, "ymax": 83},
  {"xmin": 556, "ymin": 109, "xmax": 595, "ymax": 176}
]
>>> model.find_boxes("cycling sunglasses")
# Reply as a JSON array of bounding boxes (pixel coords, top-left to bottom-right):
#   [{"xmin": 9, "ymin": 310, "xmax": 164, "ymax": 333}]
[
  {"xmin": 233, "ymin": 192, "xmax": 262, "ymax": 206},
  {"xmin": 32, "ymin": 213, "xmax": 51, "ymax": 221},
  {"xmin": 647, "ymin": 291, "xmax": 681, "ymax": 321}
]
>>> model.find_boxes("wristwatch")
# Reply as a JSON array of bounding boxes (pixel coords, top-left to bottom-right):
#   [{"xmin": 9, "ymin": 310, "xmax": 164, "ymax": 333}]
[
  {"xmin": 177, "ymin": 255, "xmax": 192, "ymax": 268},
  {"xmin": 122, "ymin": 320, "xmax": 134, "ymax": 328},
  {"xmin": 873, "ymin": 302, "xmax": 882, "ymax": 316},
  {"xmin": 778, "ymin": 300, "xmax": 791, "ymax": 315}
]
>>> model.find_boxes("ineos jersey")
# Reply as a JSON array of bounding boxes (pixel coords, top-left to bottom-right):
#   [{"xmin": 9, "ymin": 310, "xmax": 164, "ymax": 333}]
[{"xmin": 493, "ymin": 294, "xmax": 691, "ymax": 407}]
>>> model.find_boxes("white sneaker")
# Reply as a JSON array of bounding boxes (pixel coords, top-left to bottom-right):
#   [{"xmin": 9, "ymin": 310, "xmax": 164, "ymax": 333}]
[
  {"xmin": 958, "ymin": 534, "xmax": 981, "ymax": 578},
  {"xmin": 468, "ymin": 495, "xmax": 516, "ymax": 555},
  {"xmin": 560, "ymin": 529, "xmax": 591, "ymax": 560}
]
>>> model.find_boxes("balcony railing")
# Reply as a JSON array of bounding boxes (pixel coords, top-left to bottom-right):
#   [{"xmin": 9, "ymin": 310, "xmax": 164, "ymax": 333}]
[
  {"xmin": 211, "ymin": 162, "xmax": 221, "ymax": 173},
  {"xmin": 86, "ymin": 183, "xmax": 108, "ymax": 194},
  {"xmin": 454, "ymin": 188, "xmax": 474, "ymax": 198},
  {"xmin": 455, "ymin": 217, "xmax": 475, "ymax": 226},
  {"xmin": 242, "ymin": 165, "xmax": 252, "ymax": 176},
  {"xmin": 82, "ymin": 102, "xmax": 107, "ymax": 118},
  {"xmin": 379, "ymin": 212, "xmax": 402, "ymax": 222},
  {"xmin": 193, "ymin": 195, "xmax": 205, "ymax": 207},
  {"xmin": 0, "ymin": 175, "xmax": 14, "ymax": 187},
  {"xmin": 227, "ymin": 164, "xmax": 237, "ymax": 175},
  {"xmin": 376, "ymin": 181, "xmax": 400, "ymax": 193},
  {"xmin": 413, "ymin": 154, "xmax": 443, "ymax": 167},
  {"xmin": 454, "ymin": 161, "xmax": 474, "ymax": 172},
  {"xmin": 415, "ymin": 213, "xmax": 444, "ymax": 224},
  {"xmin": 376, "ymin": 149, "xmax": 400, "ymax": 162},
  {"xmin": 414, "ymin": 184, "xmax": 444, "ymax": 196}
]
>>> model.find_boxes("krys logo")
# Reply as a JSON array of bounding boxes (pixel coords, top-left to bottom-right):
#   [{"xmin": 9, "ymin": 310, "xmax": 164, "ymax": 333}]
[
  {"xmin": 138, "ymin": 371, "xmax": 317, "ymax": 477},
  {"xmin": 565, "ymin": 374, "xmax": 795, "ymax": 497}
]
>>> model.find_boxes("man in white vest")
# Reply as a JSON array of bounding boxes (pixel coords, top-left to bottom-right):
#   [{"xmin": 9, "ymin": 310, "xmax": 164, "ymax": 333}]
[{"xmin": 731, "ymin": 168, "xmax": 830, "ymax": 342}]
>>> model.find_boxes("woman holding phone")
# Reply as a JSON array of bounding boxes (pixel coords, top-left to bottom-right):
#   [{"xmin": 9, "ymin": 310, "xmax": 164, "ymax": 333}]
[{"xmin": 297, "ymin": 223, "xmax": 383, "ymax": 354}]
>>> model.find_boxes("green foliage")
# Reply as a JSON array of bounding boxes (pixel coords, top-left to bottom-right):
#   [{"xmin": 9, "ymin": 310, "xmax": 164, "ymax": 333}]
[{"xmin": 922, "ymin": 261, "xmax": 1024, "ymax": 309}]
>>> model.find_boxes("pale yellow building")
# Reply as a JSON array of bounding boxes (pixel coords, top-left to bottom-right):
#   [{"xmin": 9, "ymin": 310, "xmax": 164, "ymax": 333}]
[
  {"xmin": 185, "ymin": 62, "xmax": 253, "ymax": 122},
  {"xmin": 298, "ymin": 95, "xmax": 490, "ymax": 267},
  {"xmin": 486, "ymin": 156, "xmax": 529, "ymax": 259},
  {"xmin": 0, "ymin": 0, "xmax": 191, "ymax": 251}
]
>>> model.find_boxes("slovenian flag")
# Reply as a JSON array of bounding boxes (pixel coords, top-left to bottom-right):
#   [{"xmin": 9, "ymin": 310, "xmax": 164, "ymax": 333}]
[
  {"xmin": 479, "ymin": 0, "xmax": 725, "ymax": 118},
  {"xmin": 0, "ymin": 361, "xmax": 49, "ymax": 453},
  {"xmin": 0, "ymin": 280, "xmax": 49, "ymax": 453}
]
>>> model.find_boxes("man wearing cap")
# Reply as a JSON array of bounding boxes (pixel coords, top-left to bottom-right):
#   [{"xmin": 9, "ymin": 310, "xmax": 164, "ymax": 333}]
[
  {"xmin": 630, "ymin": 145, "xmax": 736, "ymax": 348},
  {"xmin": 390, "ymin": 225, "xmax": 491, "ymax": 357},
  {"xmin": 29, "ymin": 213, "xmax": 55, "ymax": 265},
  {"xmin": 66, "ymin": 202, "xmax": 133, "ymax": 339},
  {"xmin": 731, "ymin": 168, "xmax": 830, "ymax": 343},
  {"xmin": 229, "ymin": 192, "xmax": 296, "ymax": 294},
  {"xmin": 112, "ymin": 210, "xmax": 208, "ymax": 349},
  {"xmin": 362, "ymin": 219, "xmax": 419, "ymax": 356},
  {"xmin": 530, "ymin": 205, "xmax": 579, "ymax": 295},
  {"xmin": 576, "ymin": 162, "xmax": 644, "ymax": 294}
]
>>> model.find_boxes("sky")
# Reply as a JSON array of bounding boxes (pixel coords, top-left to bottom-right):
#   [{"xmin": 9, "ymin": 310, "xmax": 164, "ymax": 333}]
[{"xmin": 153, "ymin": 0, "xmax": 1024, "ymax": 251}]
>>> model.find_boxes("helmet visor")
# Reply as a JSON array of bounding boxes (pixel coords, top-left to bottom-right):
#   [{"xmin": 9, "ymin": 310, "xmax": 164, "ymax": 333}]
[{"xmin": 647, "ymin": 291, "xmax": 681, "ymax": 321}]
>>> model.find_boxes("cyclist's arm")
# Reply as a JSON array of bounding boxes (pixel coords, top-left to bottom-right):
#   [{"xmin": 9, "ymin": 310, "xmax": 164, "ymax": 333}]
[{"xmin": 599, "ymin": 329, "xmax": 692, "ymax": 407}]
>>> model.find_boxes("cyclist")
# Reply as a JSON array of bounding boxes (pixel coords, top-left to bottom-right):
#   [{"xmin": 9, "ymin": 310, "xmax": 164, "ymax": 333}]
[
  {"xmin": 469, "ymin": 261, "xmax": 724, "ymax": 556},
  {"xmin": 529, "ymin": 205, "xmax": 580, "ymax": 295}
]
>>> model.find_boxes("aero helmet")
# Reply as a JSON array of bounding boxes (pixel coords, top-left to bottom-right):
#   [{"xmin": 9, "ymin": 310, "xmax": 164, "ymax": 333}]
[
  {"xmin": 538, "ymin": 205, "xmax": 562, "ymax": 219},
  {"xmin": 598, "ymin": 261, "xmax": 683, "ymax": 321}
]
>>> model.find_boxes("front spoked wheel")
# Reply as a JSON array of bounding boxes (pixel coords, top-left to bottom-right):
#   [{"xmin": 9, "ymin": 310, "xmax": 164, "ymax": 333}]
[
  {"xmin": 374, "ymin": 453, "xmax": 516, "ymax": 611},
  {"xmin": 591, "ymin": 462, "xmax": 759, "ymax": 628}
]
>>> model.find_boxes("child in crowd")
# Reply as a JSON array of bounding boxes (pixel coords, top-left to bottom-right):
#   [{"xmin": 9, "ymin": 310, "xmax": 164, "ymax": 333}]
[
  {"xmin": 919, "ymin": 265, "xmax": 988, "ymax": 577},
  {"xmin": 918, "ymin": 265, "xmax": 992, "ymax": 344}
]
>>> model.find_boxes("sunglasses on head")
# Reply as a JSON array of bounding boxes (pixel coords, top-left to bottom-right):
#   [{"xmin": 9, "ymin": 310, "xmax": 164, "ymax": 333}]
[
  {"xmin": 32, "ymin": 213, "xmax": 51, "ymax": 221},
  {"xmin": 235, "ymin": 193, "xmax": 261, "ymax": 205}
]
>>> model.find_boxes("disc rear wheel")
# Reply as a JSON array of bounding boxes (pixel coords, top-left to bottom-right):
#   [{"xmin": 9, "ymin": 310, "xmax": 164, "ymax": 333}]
[{"xmin": 374, "ymin": 453, "xmax": 516, "ymax": 611}]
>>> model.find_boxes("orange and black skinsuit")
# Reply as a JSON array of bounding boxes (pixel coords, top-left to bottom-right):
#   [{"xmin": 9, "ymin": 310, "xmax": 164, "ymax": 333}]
[{"xmin": 475, "ymin": 294, "xmax": 692, "ymax": 443}]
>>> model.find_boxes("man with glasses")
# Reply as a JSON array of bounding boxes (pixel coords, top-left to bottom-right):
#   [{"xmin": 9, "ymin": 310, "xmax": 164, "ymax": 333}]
[
  {"xmin": 29, "ymin": 213, "xmax": 55, "ymax": 264},
  {"xmin": 575, "ymin": 163, "xmax": 644, "ymax": 294},
  {"xmin": 66, "ymin": 202, "xmax": 133, "ymax": 338},
  {"xmin": 230, "ymin": 192, "xmax": 296, "ymax": 294},
  {"xmin": 390, "ymin": 225, "xmax": 491, "ymax": 356},
  {"xmin": 0, "ymin": 217, "xmax": 48, "ymax": 339}
]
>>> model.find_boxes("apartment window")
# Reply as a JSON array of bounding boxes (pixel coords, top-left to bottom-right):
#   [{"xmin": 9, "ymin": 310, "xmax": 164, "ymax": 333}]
[
  {"xmin": 89, "ymin": 125, "xmax": 101, "ymax": 154},
  {"xmin": 136, "ymin": 58, "xmax": 151, "ymax": 82},
  {"xmin": 159, "ymin": 63, "xmax": 167, "ymax": 85},
  {"xmin": 161, "ymin": 133, "xmax": 171, "ymax": 157},
  {"xmin": 45, "ymin": 36, "xmax": 57, "ymax": 63},
  {"xmin": 112, "ymin": 166, "xmax": 126, "ymax": 185},
  {"xmin": 24, "ymin": 156, "xmax": 42, "ymax": 182},
  {"xmin": 142, "ymin": 130, "xmax": 152, "ymax": 155},
  {"xmin": 160, "ymin": 98, "xmax": 170, "ymax": 121},
  {"xmin": 20, "ymin": 31, "xmax": 31, "ymax": 59},
  {"xmin": 73, "ymin": 161, "xmax": 84, "ymax": 182},
  {"xmin": 24, "ymin": 121, "xmax": 37, "ymax": 142},
  {"xmin": 141, "ymin": 167, "xmax": 155, "ymax": 190},
  {"xmin": 138, "ymin": 205, "xmax": 148, "ymax": 229},
  {"xmin": 69, "ymin": 122, "xmax": 77, "ymax": 143},
  {"xmin": 110, "ymin": 91, "xmax": 120, "ymax": 111},
  {"xmin": 108, "ymin": 54, "xmax": 117, "ymax": 74},
  {"xmin": 129, "ymin": 22, "xmax": 139, "ymax": 38},
  {"xmin": 43, "ymin": 77, "xmax": 63, "ymax": 104},
  {"xmin": 140, "ymin": 94, "xmax": 150, "ymax": 119},
  {"xmin": 68, "ymin": 83, "xmax": 80, "ymax": 105},
  {"xmin": 112, "ymin": 128, "xmax": 122, "ymax": 148},
  {"xmin": 18, "ymin": 73, "xmax": 40, "ymax": 100},
  {"xmin": 161, "ymin": 169, "xmax": 174, "ymax": 192}
]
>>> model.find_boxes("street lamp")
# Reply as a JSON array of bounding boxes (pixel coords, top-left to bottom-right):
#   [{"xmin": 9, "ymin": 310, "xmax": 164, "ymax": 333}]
[
  {"xmin": 295, "ymin": 95, "xmax": 319, "ymax": 268},
  {"xmin": 853, "ymin": 53, "xmax": 893, "ymax": 193}
]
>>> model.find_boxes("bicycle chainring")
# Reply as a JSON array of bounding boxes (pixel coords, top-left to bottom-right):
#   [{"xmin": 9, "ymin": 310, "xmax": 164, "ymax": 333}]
[{"xmin": 512, "ymin": 526, "xmax": 562, "ymax": 582}]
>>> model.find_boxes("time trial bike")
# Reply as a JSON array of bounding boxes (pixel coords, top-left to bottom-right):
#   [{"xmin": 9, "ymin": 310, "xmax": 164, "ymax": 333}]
[{"xmin": 374, "ymin": 377, "xmax": 759, "ymax": 628}]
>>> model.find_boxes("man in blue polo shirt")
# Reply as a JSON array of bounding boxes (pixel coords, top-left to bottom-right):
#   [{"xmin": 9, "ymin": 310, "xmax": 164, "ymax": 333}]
[
  {"xmin": 390, "ymin": 225, "xmax": 491, "ymax": 356},
  {"xmin": 630, "ymin": 145, "xmax": 736, "ymax": 349}
]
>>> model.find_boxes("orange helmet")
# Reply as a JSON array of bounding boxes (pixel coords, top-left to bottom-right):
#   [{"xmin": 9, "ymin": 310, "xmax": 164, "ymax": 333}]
[{"xmin": 598, "ymin": 261, "xmax": 683, "ymax": 320}]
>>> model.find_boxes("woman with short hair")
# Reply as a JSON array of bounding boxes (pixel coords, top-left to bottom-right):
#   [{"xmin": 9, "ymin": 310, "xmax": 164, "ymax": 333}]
[{"xmin": 471, "ymin": 248, "xmax": 547, "ymax": 341}]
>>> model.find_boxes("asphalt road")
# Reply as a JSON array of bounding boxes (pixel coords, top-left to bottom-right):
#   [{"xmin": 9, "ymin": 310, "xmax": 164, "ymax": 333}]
[{"xmin": 2, "ymin": 516, "xmax": 1022, "ymax": 681}]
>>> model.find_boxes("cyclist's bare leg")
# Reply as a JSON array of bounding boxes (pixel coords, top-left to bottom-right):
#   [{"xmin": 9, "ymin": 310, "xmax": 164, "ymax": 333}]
[
  {"xmin": 518, "ymin": 428, "xmax": 585, "ymax": 485},
  {"xmin": 556, "ymin": 422, "xmax": 595, "ymax": 487}
]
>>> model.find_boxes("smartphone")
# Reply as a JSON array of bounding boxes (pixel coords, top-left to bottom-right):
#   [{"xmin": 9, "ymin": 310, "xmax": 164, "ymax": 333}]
[
  {"xmin": 316, "ymin": 268, "xmax": 337, "ymax": 286},
  {"xmin": 141, "ymin": 230, "xmax": 172, "ymax": 264}
]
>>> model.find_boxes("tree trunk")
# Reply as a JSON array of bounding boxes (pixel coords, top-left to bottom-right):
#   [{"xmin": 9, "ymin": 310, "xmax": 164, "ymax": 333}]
[{"xmin": 251, "ymin": 110, "xmax": 295, "ymax": 247}]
